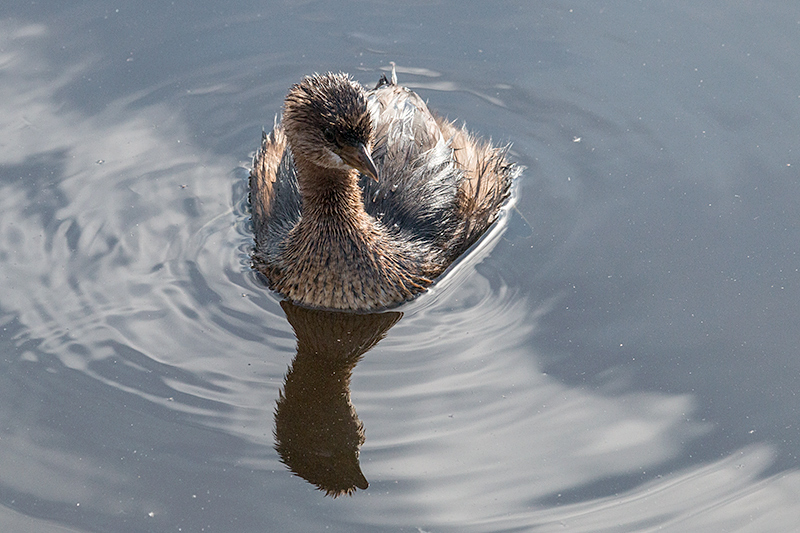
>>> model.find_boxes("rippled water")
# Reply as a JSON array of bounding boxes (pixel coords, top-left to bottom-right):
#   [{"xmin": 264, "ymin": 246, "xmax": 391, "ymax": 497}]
[{"xmin": 2, "ymin": 2, "xmax": 800, "ymax": 532}]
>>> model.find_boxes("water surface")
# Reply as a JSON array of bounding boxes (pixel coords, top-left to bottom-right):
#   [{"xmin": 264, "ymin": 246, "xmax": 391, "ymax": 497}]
[{"xmin": 1, "ymin": 1, "xmax": 799, "ymax": 532}]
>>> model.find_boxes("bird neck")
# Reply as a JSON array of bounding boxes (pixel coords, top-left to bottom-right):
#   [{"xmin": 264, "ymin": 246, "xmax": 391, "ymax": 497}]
[{"xmin": 295, "ymin": 159, "xmax": 369, "ymax": 225}]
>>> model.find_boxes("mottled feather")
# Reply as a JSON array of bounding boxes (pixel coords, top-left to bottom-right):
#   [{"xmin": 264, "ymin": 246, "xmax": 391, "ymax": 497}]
[{"xmin": 249, "ymin": 70, "xmax": 520, "ymax": 310}]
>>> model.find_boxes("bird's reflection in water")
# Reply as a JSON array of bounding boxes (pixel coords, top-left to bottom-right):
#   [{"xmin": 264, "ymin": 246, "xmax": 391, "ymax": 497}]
[{"xmin": 274, "ymin": 301, "xmax": 402, "ymax": 497}]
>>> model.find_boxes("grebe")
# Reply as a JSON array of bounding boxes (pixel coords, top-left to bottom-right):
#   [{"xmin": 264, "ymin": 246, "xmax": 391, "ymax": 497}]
[{"xmin": 250, "ymin": 67, "xmax": 520, "ymax": 311}]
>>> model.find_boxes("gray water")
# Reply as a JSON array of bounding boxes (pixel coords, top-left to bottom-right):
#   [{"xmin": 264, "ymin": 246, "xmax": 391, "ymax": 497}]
[{"xmin": 1, "ymin": 1, "xmax": 799, "ymax": 532}]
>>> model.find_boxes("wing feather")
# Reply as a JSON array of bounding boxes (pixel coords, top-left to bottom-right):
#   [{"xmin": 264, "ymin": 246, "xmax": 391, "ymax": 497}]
[{"xmin": 250, "ymin": 126, "xmax": 302, "ymax": 265}]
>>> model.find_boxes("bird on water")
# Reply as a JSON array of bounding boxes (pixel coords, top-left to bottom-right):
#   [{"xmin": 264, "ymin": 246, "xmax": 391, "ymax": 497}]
[{"xmin": 249, "ymin": 66, "xmax": 520, "ymax": 311}]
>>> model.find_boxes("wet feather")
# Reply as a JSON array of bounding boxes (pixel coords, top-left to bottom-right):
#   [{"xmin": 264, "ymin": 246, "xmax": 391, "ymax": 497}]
[{"xmin": 250, "ymin": 69, "xmax": 520, "ymax": 311}]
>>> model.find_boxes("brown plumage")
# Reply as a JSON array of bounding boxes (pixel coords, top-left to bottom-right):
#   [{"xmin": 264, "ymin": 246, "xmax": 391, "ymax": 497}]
[{"xmin": 250, "ymin": 67, "xmax": 520, "ymax": 311}]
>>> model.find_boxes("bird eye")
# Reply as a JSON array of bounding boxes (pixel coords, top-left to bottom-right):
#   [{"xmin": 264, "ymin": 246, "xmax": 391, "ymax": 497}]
[{"xmin": 323, "ymin": 128, "xmax": 336, "ymax": 143}]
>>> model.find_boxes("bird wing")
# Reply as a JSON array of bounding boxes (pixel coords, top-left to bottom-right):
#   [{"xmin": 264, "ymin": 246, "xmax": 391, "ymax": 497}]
[
  {"xmin": 249, "ymin": 126, "xmax": 302, "ymax": 263},
  {"xmin": 363, "ymin": 83, "xmax": 463, "ymax": 243},
  {"xmin": 436, "ymin": 119, "xmax": 517, "ymax": 254}
]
